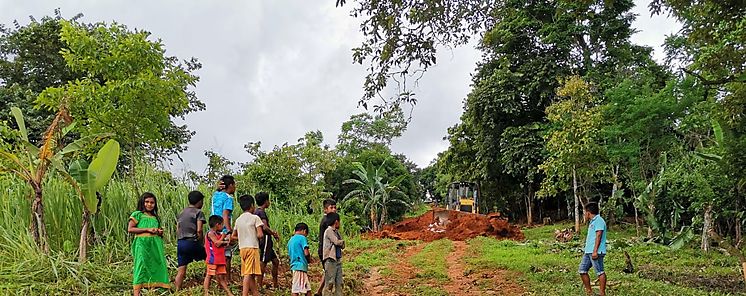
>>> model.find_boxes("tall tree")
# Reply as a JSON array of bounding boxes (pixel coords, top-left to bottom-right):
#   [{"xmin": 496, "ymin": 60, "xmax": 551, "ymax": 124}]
[
  {"xmin": 540, "ymin": 76, "xmax": 607, "ymax": 232},
  {"xmin": 337, "ymin": 108, "xmax": 407, "ymax": 155},
  {"xmin": 36, "ymin": 20, "xmax": 205, "ymax": 168},
  {"xmin": 0, "ymin": 12, "xmax": 85, "ymax": 144}
]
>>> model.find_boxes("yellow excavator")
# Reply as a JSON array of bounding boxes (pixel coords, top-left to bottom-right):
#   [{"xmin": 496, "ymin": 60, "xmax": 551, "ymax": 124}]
[{"xmin": 446, "ymin": 182, "xmax": 479, "ymax": 214}]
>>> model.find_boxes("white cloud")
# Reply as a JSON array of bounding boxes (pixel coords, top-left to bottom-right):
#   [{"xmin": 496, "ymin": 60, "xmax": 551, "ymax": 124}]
[{"xmin": 1, "ymin": 0, "xmax": 679, "ymax": 174}]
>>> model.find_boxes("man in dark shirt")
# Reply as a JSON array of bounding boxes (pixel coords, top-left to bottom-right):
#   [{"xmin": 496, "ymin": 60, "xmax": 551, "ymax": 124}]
[
  {"xmin": 255, "ymin": 192, "xmax": 280, "ymax": 289},
  {"xmin": 315, "ymin": 199, "xmax": 337, "ymax": 296}
]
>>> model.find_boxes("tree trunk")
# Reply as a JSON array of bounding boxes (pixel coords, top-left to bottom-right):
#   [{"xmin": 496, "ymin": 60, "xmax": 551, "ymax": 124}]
[
  {"xmin": 79, "ymin": 209, "xmax": 91, "ymax": 263},
  {"xmin": 526, "ymin": 186, "xmax": 533, "ymax": 226},
  {"xmin": 634, "ymin": 201, "xmax": 641, "ymax": 237},
  {"xmin": 736, "ymin": 218, "xmax": 742, "ymax": 249},
  {"xmin": 378, "ymin": 206, "xmax": 387, "ymax": 231},
  {"xmin": 370, "ymin": 208, "xmax": 379, "ymax": 232},
  {"xmin": 647, "ymin": 199, "xmax": 655, "ymax": 239},
  {"xmin": 573, "ymin": 167, "xmax": 580, "ymax": 233},
  {"xmin": 701, "ymin": 204, "xmax": 713, "ymax": 252},
  {"xmin": 609, "ymin": 165, "xmax": 620, "ymax": 225},
  {"xmin": 30, "ymin": 188, "xmax": 49, "ymax": 254}
]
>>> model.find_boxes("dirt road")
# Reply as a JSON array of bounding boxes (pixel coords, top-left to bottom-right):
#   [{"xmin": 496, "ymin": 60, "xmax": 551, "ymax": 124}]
[{"xmin": 363, "ymin": 240, "xmax": 525, "ymax": 295}]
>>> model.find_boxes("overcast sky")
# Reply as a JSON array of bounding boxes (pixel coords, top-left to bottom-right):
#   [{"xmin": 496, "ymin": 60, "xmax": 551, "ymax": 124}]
[{"xmin": 1, "ymin": 0, "xmax": 680, "ymax": 174}]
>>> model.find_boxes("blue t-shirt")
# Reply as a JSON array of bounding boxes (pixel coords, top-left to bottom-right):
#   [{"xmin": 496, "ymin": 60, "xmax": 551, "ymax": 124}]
[
  {"xmin": 287, "ymin": 234, "xmax": 309, "ymax": 272},
  {"xmin": 211, "ymin": 191, "xmax": 234, "ymax": 230},
  {"xmin": 584, "ymin": 215, "xmax": 607, "ymax": 254}
]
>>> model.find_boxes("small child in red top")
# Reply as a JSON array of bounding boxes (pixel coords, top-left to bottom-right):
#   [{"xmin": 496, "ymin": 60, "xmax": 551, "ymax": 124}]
[{"xmin": 204, "ymin": 215, "xmax": 234, "ymax": 296}]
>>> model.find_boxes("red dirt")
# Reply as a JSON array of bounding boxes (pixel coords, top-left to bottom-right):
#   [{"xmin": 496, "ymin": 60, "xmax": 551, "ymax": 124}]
[{"xmin": 366, "ymin": 209, "xmax": 525, "ymax": 242}]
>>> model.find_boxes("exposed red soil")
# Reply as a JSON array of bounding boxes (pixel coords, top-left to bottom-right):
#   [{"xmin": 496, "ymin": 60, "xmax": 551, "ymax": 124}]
[{"xmin": 366, "ymin": 209, "xmax": 525, "ymax": 242}]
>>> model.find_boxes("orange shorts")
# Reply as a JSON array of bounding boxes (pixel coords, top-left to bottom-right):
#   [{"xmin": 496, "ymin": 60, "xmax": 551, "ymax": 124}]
[
  {"xmin": 206, "ymin": 264, "xmax": 227, "ymax": 276},
  {"xmin": 240, "ymin": 248, "xmax": 262, "ymax": 276}
]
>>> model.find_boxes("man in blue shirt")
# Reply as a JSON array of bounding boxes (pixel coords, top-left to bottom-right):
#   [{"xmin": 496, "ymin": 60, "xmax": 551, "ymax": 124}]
[
  {"xmin": 579, "ymin": 202, "xmax": 607, "ymax": 296},
  {"xmin": 211, "ymin": 175, "xmax": 236, "ymax": 281},
  {"xmin": 287, "ymin": 223, "xmax": 311, "ymax": 296}
]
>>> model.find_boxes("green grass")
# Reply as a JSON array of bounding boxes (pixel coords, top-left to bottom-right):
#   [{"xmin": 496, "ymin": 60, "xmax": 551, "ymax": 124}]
[
  {"xmin": 466, "ymin": 223, "xmax": 745, "ymax": 296},
  {"xmin": 409, "ymin": 239, "xmax": 453, "ymax": 282},
  {"xmin": 0, "ymin": 165, "xmax": 364, "ymax": 295}
]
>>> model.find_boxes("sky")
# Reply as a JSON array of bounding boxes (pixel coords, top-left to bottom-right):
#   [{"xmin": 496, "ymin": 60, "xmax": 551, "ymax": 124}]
[{"xmin": 0, "ymin": 0, "xmax": 680, "ymax": 175}]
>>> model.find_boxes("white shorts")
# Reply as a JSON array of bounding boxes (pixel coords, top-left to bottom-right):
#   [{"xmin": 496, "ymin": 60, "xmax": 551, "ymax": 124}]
[{"xmin": 292, "ymin": 270, "xmax": 311, "ymax": 293}]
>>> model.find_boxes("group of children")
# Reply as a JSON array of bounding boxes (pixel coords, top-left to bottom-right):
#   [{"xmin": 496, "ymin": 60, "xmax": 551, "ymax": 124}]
[{"xmin": 127, "ymin": 175, "xmax": 346, "ymax": 296}]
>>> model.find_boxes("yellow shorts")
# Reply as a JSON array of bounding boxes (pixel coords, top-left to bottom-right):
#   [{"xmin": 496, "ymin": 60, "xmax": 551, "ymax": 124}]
[
  {"xmin": 206, "ymin": 264, "xmax": 227, "ymax": 276},
  {"xmin": 240, "ymin": 248, "xmax": 262, "ymax": 276}
]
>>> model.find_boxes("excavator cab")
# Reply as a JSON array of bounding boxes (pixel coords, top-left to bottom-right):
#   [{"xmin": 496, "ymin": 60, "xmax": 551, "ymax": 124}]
[{"xmin": 447, "ymin": 182, "xmax": 479, "ymax": 214}]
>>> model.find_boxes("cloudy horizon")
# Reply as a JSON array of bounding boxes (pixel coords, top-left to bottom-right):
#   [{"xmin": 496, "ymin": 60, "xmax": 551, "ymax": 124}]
[{"xmin": 1, "ymin": 0, "xmax": 679, "ymax": 175}]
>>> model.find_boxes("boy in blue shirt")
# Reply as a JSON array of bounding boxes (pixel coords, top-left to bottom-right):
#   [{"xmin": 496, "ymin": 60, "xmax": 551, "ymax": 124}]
[
  {"xmin": 288, "ymin": 223, "xmax": 312, "ymax": 296},
  {"xmin": 212, "ymin": 175, "xmax": 236, "ymax": 280},
  {"xmin": 579, "ymin": 202, "xmax": 607, "ymax": 296}
]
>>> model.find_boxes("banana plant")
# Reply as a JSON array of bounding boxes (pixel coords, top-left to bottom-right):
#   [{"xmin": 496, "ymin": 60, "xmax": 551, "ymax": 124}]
[
  {"xmin": 67, "ymin": 139, "xmax": 120, "ymax": 263},
  {"xmin": 0, "ymin": 106, "xmax": 86, "ymax": 253}
]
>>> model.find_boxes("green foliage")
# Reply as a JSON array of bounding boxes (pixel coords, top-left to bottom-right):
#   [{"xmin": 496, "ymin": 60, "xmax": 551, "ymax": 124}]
[
  {"xmin": 0, "ymin": 12, "xmax": 84, "ymax": 145},
  {"xmin": 540, "ymin": 76, "xmax": 606, "ymax": 197},
  {"xmin": 36, "ymin": 20, "xmax": 204, "ymax": 162},
  {"xmin": 241, "ymin": 131, "xmax": 336, "ymax": 214},
  {"xmin": 337, "ymin": 108, "xmax": 407, "ymax": 156},
  {"xmin": 69, "ymin": 139, "xmax": 121, "ymax": 214},
  {"xmin": 343, "ymin": 160, "xmax": 410, "ymax": 231}
]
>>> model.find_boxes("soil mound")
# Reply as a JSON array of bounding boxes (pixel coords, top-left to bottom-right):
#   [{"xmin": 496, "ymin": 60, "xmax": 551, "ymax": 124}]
[{"xmin": 367, "ymin": 209, "xmax": 524, "ymax": 242}]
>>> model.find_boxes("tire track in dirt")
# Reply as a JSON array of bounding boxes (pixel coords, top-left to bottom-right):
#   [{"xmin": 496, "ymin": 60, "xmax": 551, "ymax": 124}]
[{"xmin": 443, "ymin": 240, "xmax": 526, "ymax": 296}]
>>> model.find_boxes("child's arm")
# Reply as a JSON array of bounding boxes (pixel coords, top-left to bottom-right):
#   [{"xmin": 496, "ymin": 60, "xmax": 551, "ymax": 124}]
[
  {"xmin": 325, "ymin": 229, "xmax": 345, "ymax": 248},
  {"xmin": 230, "ymin": 228, "xmax": 239, "ymax": 242},
  {"xmin": 592, "ymin": 230, "xmax": 603, "ymax": 259},
  {"xmin": 304, "ymin": 246, "xmax": 311, "ymax": 263},
  {"xmin": 256, "ymin": 225, "xmax": 264, "ymax": 239},
  {"xmin": 127, "ymin": 219, "xmax": 157, "ymax": 235},
  {"xmin": 208, "ymin": 231, "xmax": 228, "ymax": 247},
  {"xmin": 197, "ymin": 219, "xmax": 205, "ymax": 241}
]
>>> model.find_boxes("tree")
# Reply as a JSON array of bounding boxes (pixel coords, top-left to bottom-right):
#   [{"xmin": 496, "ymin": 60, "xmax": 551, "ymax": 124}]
[
  {"xmin": 540, "ymin": 76, "xmax": 607, "ymax": 232},
  {"xmin": 337, "ymin": 108, "xmax": 407, "ymax": 155},
  {"xmin": 343, "ymin": 161, "xmax": 409, "ymax": 231},
  {"xmin": 241, "ymin": 131, "xmax": 337, "ymax": 213},
  {"xmin": 36, "ymin": 20, "xmax": 205, "ymax": 168},
  {"xmin": 0, "ymin": 12, "xmax": 86, "ymax": 144},
  {"xmin": 188, "ymin": 150, "xmax": 235, "ymax": 186},
  {"xmin": 0, "ymin": 106, "xmax": 91, "ymax": 252}
]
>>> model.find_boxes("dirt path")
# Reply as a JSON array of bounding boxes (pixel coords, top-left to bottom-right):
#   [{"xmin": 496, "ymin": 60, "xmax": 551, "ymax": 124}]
[
  {"xmin": 443, "ymin": 241, "xmax": 473, "ymax": 294},
  {"xmin": 364, "ymin": 240, "xmax": 525, "ymax": 296}
]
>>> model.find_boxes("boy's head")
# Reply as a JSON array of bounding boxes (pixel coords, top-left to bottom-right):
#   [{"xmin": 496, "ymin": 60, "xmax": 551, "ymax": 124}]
[
  {"xmin": 208, "ymin": 215, "xmax": 224, "ymax": 230},
  {"xmin": 188, "ymin": 191, "xmax": 205, "ymax": 208},
  {"xmin": 326, "ymin": 212, "xmax": 341, "ymax": 229},
  {"xmin": 256, "ymin": 192, "xmax": 270, "ymax": 208},
  {"xmin": 220, "ymin": 175, "xmax": 236, "ymax": 194},
  {"xmin": 294, "ymin": 222, "xmax": 309, "ymax": 236},
  {"xmin": 238, "ymin": 194, "xmax": 256, "ymax": 212},
  {"xmin": 323, "ymin": 199, "xmax": 337, "ymax": 214},
  {"xmin": 584, "ymin": 202, "xmax": 600, "ymax": 219}
]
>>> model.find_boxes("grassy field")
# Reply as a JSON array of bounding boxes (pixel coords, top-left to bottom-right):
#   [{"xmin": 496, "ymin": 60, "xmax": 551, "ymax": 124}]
[
  {"xmin": 1, "ymin": 168, "xmax": 744, "ymax": 295},
  {"xmin": 465, "ymin": 223, "xmax": 745, "ymax": 296}
]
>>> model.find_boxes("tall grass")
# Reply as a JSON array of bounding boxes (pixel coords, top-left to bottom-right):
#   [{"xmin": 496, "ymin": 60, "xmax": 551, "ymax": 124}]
[{"xmin": 0, "ymin": 166, "xmax": 355, "ymax": 295}]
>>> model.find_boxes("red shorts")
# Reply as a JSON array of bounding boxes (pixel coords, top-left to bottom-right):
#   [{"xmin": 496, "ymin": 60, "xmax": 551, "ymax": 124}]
[{"xmin": 207, "ymin": 264, "xmax": 227, "ymax": 276}]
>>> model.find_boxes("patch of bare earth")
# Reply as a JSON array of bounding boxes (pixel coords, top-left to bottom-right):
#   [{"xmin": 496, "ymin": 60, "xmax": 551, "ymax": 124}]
[{"xmin": 444, "ymin": 241, "xmax": 526, "ymax": 296}]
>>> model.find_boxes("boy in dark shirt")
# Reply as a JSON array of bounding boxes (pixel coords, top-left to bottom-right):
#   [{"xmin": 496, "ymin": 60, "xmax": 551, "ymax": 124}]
[
  {"xmin": 255, "ymin": 192, "xmax": 280, "ymax": 289},
  {"xmin": 175, "ymin": 191, "xmax": 207, "ymax": 290},
  {"xmin": 315, "ymin": 199, "xmax": 337, "ymax": 296}
]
